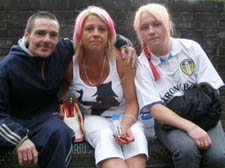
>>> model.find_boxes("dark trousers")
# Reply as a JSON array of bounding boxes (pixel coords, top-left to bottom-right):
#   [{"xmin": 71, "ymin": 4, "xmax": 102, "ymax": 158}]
[
  {"xmin": 0, "ymin": 112, "xmax": 75, "ymax": 168},
  {"xmin": 155, "ymin": 120, "xmax": 225, "ymax": 168}
]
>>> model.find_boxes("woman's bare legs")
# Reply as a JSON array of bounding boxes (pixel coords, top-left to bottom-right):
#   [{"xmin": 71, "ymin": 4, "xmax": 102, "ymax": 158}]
[
  {"xmin": 126, "ymin": 154, "xmax": 147, "ymax": 168},
  {"xmin": 100, "ymin": 154, "xmax": 146, "ymax": 168},
  {"xmin": 101, "ymin": 158, "xmax": 128, "ymax": 168}
]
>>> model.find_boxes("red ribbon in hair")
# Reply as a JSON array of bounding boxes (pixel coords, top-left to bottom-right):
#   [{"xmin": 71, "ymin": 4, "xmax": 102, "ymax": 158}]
[{"xmin": 142, "ymin": 42, "xmax": 160, "ymax": 81}]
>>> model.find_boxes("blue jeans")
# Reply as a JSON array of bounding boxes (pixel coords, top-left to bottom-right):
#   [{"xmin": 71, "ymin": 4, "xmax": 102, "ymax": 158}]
[{"xmin": 155, "ymin": 120, "xmax": 225, "ymax": 168}]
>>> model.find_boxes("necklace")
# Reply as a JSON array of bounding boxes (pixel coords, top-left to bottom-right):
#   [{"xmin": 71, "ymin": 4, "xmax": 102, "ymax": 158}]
[{"xmin": 83, "ymin": 56, "xmax": 106, "ymax": 86}]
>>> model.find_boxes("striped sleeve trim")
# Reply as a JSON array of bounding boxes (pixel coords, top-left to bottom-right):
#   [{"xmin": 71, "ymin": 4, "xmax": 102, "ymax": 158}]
[
  {"xmin": 0, "ymin": 124, "xmax": 22, "ymax": 146},
  {"xmin": 65, "ymin": 143, "xmax": 73, "ymax": 168},
  {"xmin": 16, "ymin": 134, "xmax": 29, "ymax": 149}
]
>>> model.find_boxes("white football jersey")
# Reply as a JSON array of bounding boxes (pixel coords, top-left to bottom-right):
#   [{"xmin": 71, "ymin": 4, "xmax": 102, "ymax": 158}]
[{"xmin": 135, "ymin": 37, "xmax": 224, "ymax": 114}]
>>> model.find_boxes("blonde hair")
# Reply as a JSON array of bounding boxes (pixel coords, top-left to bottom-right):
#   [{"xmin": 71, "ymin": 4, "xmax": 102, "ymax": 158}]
[
  {"xmin": 73, "ymin": 6, "xmax": 117, "ymax": 64},
  {"xmin": 133, "ymin": 3, "xmax": 173, "ymax": 43}
]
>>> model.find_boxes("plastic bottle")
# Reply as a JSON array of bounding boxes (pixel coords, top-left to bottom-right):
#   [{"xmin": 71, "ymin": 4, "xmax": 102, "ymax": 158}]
[
  {"xmin": 112, "ymin": 114, "xmax": 122, "ymax": 137},
  {"xmin": 140, "ymin": 112, "xmax": 155, "ymax": 137}
]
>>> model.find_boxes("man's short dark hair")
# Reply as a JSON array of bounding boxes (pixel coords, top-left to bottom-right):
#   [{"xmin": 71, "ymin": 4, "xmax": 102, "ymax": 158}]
[{"xmin": 26, "ymin": 11, "xmax": 59, "ymax": 33}]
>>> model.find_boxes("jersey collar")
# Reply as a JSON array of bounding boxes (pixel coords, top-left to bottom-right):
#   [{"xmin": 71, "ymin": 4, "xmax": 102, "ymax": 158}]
[{"xmin": 151, "ymin": 37, "xmax": 182, "ymax": 66}]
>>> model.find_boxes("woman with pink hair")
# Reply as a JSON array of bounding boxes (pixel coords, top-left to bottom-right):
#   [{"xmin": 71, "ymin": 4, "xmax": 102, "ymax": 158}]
[{"xmin": 70, "ymin": 6, "xmax": 148, "ymax": 168}]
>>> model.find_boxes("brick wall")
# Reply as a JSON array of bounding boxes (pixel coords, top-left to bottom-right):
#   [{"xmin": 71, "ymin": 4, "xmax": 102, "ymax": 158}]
[{"xmin": 0, "ymin": 0, "xmax": 225, "ymax": 124}]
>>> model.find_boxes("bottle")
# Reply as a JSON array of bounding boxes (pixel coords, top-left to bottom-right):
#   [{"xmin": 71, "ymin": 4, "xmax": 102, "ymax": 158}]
[
  {"xmin": 140, "ymin": 111, "xmax": 155, "ymax": 137},
  {"xmin": 112, "ymin": 114, "xmax": 122, "ymax": 138}
]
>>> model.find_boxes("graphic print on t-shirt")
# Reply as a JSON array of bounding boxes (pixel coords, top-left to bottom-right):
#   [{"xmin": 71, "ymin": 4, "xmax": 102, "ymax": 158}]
[
  {"xmin": 180, "ymin": 59, "xmax": 195, "ymax": 76},
  {"xmin": 76, "ymin": 81, "xmax": 119, "ymax": 115}
]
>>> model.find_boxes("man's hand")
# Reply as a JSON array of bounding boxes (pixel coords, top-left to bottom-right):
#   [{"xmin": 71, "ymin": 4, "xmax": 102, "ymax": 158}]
[
  {"xmin": 121, "ymin": 46, "xmax": 138, "ymax": 69},
  {"xmin": 16, "ymin": 139, "xmax": 38, "ymax": 165}
]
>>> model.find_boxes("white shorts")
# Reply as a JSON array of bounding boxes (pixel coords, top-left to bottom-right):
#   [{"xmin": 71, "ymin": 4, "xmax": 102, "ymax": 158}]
[{"xmin": 84, "ymin": 115, "xmax": 149, "ymax": 165}]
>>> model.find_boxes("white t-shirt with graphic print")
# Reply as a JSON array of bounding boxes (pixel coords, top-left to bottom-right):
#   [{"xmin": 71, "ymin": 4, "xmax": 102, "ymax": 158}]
[{"xmin": 70, "ymin": 58, "xmax": 126, "ymax": 117}]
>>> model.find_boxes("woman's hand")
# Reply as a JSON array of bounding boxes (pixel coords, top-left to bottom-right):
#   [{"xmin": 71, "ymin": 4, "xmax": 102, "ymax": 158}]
[
  {"xmin": 113, "ymin": 127, "xmax": 135, "ymax": 144},
  {"xmin": 188, "ymin": 125, "xmax": 212, "ymax": 150}
]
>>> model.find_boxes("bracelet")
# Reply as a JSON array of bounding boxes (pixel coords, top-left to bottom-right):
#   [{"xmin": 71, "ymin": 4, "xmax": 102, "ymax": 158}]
[
  {"xmin": 123, "ymin": 114, "xmax": 137, "ymax": 122},
  {"xmin": 187, "ymin": 125, "xmax": 197, "ymax": 133}
]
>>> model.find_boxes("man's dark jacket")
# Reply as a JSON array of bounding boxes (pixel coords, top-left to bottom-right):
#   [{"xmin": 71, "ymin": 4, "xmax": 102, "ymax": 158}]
[{"xmin": 0, "ymin": 38, "xmax": 74, "ymax": 145}]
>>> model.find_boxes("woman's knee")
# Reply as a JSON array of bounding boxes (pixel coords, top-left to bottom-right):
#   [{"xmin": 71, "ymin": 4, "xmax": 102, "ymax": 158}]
[
  {"xmin": 172, "ymin": 141, "xmax": 200, "ymax": 160},
  {"xmin": 100, "ymin": 158, "xmax": 128, "ymax": 168},
  {"xmin": 126, "ymin": 154, "xmax": 146, "ymax": 168}
]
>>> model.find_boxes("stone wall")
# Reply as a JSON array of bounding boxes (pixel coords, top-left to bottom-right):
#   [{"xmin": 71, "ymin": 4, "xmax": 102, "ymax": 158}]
[{"xmin": 0, "ymin": 0, "xmax": 225, "ymax": 122}]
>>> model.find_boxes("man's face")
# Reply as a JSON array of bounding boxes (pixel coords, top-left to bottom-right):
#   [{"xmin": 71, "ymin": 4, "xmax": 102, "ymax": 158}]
[{"xmin": 24, "ymin": 18, "xmax": 59, "ymax": 57}]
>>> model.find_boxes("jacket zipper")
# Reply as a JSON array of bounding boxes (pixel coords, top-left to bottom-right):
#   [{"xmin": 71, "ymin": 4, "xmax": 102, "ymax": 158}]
[{"xmin": 41, "ymin": 61, "xmax": 45, "ymax": 80}]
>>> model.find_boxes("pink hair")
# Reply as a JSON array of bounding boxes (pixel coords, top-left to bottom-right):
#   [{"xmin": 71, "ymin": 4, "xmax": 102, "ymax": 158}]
[{"xmin": 73, "ymin": 6, "xmax": 116, "ymax": 43}]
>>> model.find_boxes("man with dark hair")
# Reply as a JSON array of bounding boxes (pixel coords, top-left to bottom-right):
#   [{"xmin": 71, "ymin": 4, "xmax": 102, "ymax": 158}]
[{"xmin": 0, "ymin": 11, "xmax": 137, "ymax": 168}]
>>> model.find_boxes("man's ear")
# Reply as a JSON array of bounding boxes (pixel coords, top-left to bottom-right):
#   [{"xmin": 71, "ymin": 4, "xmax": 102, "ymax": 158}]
[
  {"xmin": 24, "ymin": 29, "xmax": 29, "ymax": 41},
  {"xmin": 24, "ymin": 29, "xmax": 30, "ymax": 48}
]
